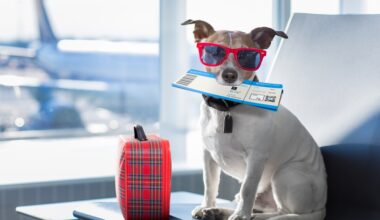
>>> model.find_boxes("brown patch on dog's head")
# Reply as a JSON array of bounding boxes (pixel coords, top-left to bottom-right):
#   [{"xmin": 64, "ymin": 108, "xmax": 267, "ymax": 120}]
[{"xmin": 182, "ymin": 20, "xmax": 288, "ymax": 85}]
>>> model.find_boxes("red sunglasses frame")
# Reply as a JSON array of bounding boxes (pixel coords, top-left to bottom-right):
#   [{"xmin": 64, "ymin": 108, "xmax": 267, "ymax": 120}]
[{"xmin": 196, "ymin": 42, "xmax": 267, "ymax": 71}]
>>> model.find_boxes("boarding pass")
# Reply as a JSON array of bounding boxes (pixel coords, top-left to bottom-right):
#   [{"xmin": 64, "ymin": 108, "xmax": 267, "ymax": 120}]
[{"xmin": 172, "ymin": 69, "xmax": 283, "ymax": 111}]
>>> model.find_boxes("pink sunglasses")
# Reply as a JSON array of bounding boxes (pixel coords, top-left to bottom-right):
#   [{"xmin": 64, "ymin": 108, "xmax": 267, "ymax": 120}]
[{"xmin": 196, "ymin": 42, "xmax": 266, "ymax": 71}]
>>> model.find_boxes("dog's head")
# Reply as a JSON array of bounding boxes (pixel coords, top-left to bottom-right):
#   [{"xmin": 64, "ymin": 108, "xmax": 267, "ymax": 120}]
[{"xmin": 182, "ymin": 19, "xmax": 288, "ymax": 85}]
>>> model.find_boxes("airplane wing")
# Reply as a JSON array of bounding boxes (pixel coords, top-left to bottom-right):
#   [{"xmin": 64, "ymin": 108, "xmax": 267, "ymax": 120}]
[
  {"xmin": 0, "ymin": 45, "xmax": 36, "ymax": 58},
  {"xmin": 0, "ymin": 73, "xmax": 116, "ymax": 93}
]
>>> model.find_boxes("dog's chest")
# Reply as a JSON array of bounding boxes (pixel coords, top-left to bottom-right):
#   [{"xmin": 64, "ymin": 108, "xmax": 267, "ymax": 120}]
[{"xmin": 201, "ymin": 104, "xmax": 247, "ymax": 179}]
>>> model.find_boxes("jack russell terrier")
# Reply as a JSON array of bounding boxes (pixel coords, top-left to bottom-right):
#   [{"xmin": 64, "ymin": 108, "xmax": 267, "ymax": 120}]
[{"xmin": 182, "ymin": 20, "xmax": 327, "ymax": 220}]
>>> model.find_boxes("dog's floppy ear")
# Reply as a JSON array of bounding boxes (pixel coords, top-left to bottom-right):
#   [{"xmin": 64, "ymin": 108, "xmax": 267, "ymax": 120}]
[
  {"xmin": 250, "ymin": 27, "xmax": 288, "ymax": 49},
  {"xmin": 181, "ymin": 19, "xmax": 215, "ymax": 43}
]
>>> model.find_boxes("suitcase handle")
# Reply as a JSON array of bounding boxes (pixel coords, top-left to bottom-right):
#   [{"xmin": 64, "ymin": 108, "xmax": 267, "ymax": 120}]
[{"xmin": 134, "ymin": 124, "xmax": 147, "ymax": 141}]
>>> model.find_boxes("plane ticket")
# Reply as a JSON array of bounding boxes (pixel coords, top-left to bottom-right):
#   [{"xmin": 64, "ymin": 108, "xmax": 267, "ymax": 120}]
[{"xmin": 172, "ymin": 69, "xmax": 283, "ymax": 111}]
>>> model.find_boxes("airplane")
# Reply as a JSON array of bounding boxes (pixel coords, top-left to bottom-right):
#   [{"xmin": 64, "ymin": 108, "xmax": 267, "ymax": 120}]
[{"xmin": 0, "ymin": 0, "xmax": 163, "ymax": 134}]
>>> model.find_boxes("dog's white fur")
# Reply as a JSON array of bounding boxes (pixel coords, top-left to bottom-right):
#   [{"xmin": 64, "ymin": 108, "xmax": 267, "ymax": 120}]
[
  {"xmin": 195, "ymin": 102, "xmax": 327, "ymax": 220},
  {"xmin": 183, "ymin": 20, "xmax": 327, "ymax": 220}
]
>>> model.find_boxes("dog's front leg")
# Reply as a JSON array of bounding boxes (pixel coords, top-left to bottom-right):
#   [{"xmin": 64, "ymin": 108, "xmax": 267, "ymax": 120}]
[
  {"xmin": 229, "ymin": 154, "xmax": 267, "ymax": 220},
  {"xmin": 192, "ymin": 149, "xmax": 221, "ymax": 219}
]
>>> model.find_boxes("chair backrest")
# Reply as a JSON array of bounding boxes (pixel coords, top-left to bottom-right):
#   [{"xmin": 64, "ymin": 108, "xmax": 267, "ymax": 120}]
[{"xmin": 268, "ymin": 13, "xmax": 380, "ymax": 146}]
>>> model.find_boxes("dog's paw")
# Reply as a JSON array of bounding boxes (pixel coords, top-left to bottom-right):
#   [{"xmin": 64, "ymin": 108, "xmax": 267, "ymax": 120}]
[
  {"xmin": 192, "ymin": 207, "xmax": 225, "ymax": 220},
  {"xmin": 193, "ymin": 206, "xmax": 235, "ymax": 220},
  {"xmin": 192, "ymin": 205, "xmax": 208, "ymax": 219},
  {"xmin": 202, "ymin": 208, "xmax": 232, "ymax": 220}
]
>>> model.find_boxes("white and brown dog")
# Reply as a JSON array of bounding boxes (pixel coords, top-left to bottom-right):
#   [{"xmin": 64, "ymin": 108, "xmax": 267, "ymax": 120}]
[{"xmin": 182, "ymin": 20, "xmax": 327, "ymax": 220}]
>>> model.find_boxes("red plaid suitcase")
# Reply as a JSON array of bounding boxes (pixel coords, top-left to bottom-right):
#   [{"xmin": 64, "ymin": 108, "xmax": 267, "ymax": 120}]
[{"xmin": 116, "ymin": 125, "xmax": 172, "ymax": 220}]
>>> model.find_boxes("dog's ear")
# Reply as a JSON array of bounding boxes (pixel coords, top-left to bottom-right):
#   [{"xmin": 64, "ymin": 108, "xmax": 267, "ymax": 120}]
[
  {"xmin": 250, "ymin": 27, "xmax": 288, "ymax": 49},
  {"xmin": 181, "ymin": 19, "xmax": 215, "ymax": 43}
]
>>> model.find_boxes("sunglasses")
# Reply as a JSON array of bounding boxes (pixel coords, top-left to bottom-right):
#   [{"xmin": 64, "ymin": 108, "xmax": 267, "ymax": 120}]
[{"xmin": 196, "ymin": 42, "xmax": 266, "ymax": 71}]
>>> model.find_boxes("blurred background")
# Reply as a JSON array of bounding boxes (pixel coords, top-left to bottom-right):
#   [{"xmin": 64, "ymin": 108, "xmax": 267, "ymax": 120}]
[{"xmin": 1, "ymin": 0, "xmax": 380, "ymax": 219}]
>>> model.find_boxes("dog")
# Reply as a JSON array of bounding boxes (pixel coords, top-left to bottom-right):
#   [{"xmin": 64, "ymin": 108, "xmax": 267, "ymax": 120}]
[{"xmin": 182, "ymin": 19, "xmax": 327, "ymax": 220}]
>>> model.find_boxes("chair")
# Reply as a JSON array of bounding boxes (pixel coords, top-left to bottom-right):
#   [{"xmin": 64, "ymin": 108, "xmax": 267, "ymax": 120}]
[{"xmin": 268, "ymin": 13, "xmax": 380, "ymax": 219}]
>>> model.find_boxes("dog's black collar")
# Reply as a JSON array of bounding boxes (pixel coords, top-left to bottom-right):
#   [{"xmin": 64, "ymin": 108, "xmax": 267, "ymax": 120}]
[
  {"xmin": 202, "ymin": 95, "xmax": 240, "ymax": 111},
  {"xmin": 203, "ymin": 93, "xmax": 235, "ymax": 133},
  {"xmin": 202, "ymin": 75, "xmax": 259, "ymax": 112},
  {"xmin": 202, "ymin": 75, "xmax": 259, "ymax": 133}
]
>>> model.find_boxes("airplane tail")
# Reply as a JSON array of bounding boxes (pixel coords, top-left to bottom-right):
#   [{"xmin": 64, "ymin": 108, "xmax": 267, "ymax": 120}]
[{"xmin": 35, "ymin": 0, "xmax": 57, "ymax": 43}]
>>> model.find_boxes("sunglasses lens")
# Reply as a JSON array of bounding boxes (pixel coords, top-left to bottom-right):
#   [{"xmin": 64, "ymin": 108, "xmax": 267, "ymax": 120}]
[
  {"xmin": 237, "ymin": 50, "xmax": 261, "ymax": 69},
  {"xmin": 201, "ymin": 45, "xmax": 226, "ymax": 65}
]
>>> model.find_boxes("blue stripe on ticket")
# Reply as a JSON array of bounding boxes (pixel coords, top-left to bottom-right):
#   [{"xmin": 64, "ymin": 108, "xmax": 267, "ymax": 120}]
[
  {"xmin": 172, "ymin": 83, "xmax": 278, "ymax": 111},
  {"xmin": 187, "ymin": 69, "xmax": 283, "ymax": 88}
]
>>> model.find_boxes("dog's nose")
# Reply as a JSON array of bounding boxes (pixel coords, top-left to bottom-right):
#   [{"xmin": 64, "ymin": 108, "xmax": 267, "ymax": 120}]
[{"xmin": 221, "ymin": 68, "xmax": 238, "ymax": 83}]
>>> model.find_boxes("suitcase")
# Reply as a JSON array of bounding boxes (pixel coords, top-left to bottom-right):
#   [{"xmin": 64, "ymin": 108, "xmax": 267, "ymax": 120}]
[{"xmin": 116, "ymin": 125, "xmax": 172, "ymax": 220}]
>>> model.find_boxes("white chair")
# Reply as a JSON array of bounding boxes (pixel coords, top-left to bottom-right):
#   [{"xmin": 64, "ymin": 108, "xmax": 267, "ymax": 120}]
[{"xmin": 268, "ymin": 13, "xmax": 380, "ymax": 220}]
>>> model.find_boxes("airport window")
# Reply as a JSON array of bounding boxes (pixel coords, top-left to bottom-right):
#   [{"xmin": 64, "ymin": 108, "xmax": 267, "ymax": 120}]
[
  {"xmin": 0, "ymin": 0, "xmax": 38, "ymax": 42},
  {"xmin": 291, "ymin": 0, "xmax": 340, "ymax": 14},
  {"xmin": 0, "ymin": 0, "xmax": 159, "ymax": 139},
  {"xmin": 0, "ymin": 0, "xmax": 273, "ymax": 162},
  {"xmin": 45, "ymin": 0, "xmax": 159, "ymax": 40},
  {"xmin": 363, "ymin": 0, "xmax": 380, "ymax": 13}
]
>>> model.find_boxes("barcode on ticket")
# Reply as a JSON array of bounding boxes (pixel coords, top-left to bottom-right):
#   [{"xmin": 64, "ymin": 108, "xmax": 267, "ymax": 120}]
[{"xmin": 176, "ymin": 74, "xmax": 197, "ymax": 86}]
